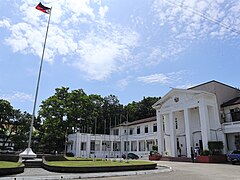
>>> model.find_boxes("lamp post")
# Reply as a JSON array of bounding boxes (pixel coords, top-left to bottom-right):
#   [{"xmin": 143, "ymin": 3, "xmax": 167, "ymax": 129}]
[
  {"xmin": 94, "ymin": 117, "xmax": 97, "ymax": 161},
  {"xmin": 63, "ymin": 115, "xmax": 68, "ymax": 156},
  {"xmin": 75, "ymin": 117, "xmax": 85, "ymax": 157}
]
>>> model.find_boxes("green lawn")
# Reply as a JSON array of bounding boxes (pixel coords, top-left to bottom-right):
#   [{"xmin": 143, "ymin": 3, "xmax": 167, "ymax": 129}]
[
  {"xmin": 0, "ymin": 161, "xmax": 23, "ymax": 168},
  {"xmin": 46, "ymin": 160, "xmax": 156, "ymax": 167},
  {"xmin": 66, "ymin": 157, "xmax": 102, "ymax": 161}
]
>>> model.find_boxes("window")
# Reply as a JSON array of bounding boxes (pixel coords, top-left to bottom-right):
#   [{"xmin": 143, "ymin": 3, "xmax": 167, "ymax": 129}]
[
  {"xmin": 163, "ymin": 121, "xmax": 165, "ymax": 131},
  {"xmin": 113, "ymin": 129, "xmax": 119, "ymax": 135},
  {"xmin": 131, "ymin": 141, "xmax": 137, "ymax": 151},
  {"xmin": 175, "ymin": 118, "xmax": 178, "ymax": 129},
  {"xmin": 230, "ymin": 108, "xmax": 240, "ymax": 122},
  {"xmin": 153, "ymin": 123, "xmax": 157, "ymax": 132},
  {"xmin": 90, "ymin": 141, "xmax": 95, "ymax": 151},
  {"xmin": 137, "ymin": 126, "xmax": 140, "ymax": 134},
  {"xmin": 124, "ymin": 141, "xmax": 129, "ymax": 151},
  {"xmin": 235, "ymin": 135, "xmax": 240, "ymax": 149},
  {"xmin": 81, "ymin": 142, "xmax": 86, "ymax": 150},
  {"xmin": 145, "ymin": 125, "xmax": 148, "ymax": 133},
  {"xmin": 129, "ymin": 128, "xmax": 133, "ymax": 135},
  {"xmin": 113, "ymin": 142, "xmax": 120, "ymax": 151}
]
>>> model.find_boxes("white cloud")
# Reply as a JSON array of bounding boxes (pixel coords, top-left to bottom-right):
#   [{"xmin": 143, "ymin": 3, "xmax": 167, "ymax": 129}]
[
  {"xmin": 116, "ymin": 78, "xmax": 131, "ymax": 90},
  {"xmin": 137, "ymin": 71, "xmax": 186, "ymax": 84},
  {"xmin": 152, "ymin": 0, "xmax": 240, "ymax": 40},
  {"xmin": 0, "ymin": 0, "xmax": 139, "ymax": 80},
  {"xmin": 2, "ymin": 0, "xmax": 240, "ymax": 82},
  {"xmin": 0, "ymin": 19, "xmax": 11, "ymax": 28},
  {"xmin": 74, "ymin": 29, "xmax": 139, "ymax": 80},
  {"xmin": 99, "ymin": 6, "xmax": 109, "ymax": 18},
  {"xmin": 0, "ymin": 92, "xmax": 33, "ymax": 103}
]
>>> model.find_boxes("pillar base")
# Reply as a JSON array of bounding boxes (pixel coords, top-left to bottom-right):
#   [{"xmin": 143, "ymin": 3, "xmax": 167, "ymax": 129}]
[{"xmin": 19, "ymin": 148, "xmax": 37, "ymax": 159}]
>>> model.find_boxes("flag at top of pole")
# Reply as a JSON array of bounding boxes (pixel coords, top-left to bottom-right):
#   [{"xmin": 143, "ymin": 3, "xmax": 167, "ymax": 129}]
[{"xmin": 36, "ymin": 2, "xmax": 51, "ymax": 14}]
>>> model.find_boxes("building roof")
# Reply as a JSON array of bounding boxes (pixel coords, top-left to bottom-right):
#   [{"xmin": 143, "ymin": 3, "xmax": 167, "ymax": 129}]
[
  {"xmin": 116, "ymin": 116, "xmax": 156, "ymax": 127},
  {"xmin": 221, "ymin": 97, "xmax": 240, "ymax": 107},
  {"xmin": 188, "ymin": 80, "xmax": 240, "ymax": 92},
  {"xmin": 127, "ymin": 116, "xmax": 156, "ymax": 126}
]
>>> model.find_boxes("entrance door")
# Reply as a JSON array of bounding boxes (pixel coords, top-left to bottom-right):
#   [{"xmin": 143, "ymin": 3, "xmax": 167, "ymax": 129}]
[{"xmin": 199, "ymin": 140, "xmax": 203, "ymax": 154}]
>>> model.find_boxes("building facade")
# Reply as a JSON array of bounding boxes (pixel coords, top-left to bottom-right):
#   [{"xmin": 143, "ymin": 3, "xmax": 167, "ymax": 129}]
[
  {"xmin": 67, "ymin": 117, "xmax": 158, "ymax": 158},
  {"xmin": 153, "ymin": 80, "xmax": 240, "ymax": 157},
  {"xmin": 67, "ymin": 80, "xmax": 240, "ymax": 158}
]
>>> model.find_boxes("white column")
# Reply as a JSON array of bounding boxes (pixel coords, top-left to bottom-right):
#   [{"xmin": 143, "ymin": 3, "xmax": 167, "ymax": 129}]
[
  {"xmin": 79, "ymin": 134, "xmax": 82, "ymax": 157},
  {"xmin": 75, "ymin": 133, "xmax": 79, "ymax": 157},
  {"xmin": 129, "ymin": 141, "xmax": 132, "ymax": 152},
  {"xmin": 120, "ymin": 136, "xmax": 124, "ymax": 155},
  {"xmin": 157, "ymin": 110, "xmax": 164, "ymax": 155},
  {"xmin": 199, "ymin": 101, "xmax": 211, "ymax": 150},
  {"xmin": 169, "ymin": 112, "xmax": 177, "ymax": 157},
  {"xmin": 184, "ymin": 108, "xmax": 192, "ymax": 157},
  {"xmin": 86, "ymin": 134, "xmax": 91, "ymax": 158},
  {"xmin": 137, "ymin": 140, "xmax": 139, "ymax": 152},
  {"xmin": 100, "ymin": 139, "xmax": 102, "ymax": 155}
]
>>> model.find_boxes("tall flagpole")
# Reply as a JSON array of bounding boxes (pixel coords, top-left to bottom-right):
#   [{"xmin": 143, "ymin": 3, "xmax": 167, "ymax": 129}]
[{"xmin": 20, "ymin": 6, "xmax": 52, "ymax": 158}]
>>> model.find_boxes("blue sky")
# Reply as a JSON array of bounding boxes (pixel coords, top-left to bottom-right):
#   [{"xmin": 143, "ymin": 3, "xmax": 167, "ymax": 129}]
[{"xmin": 0, "ymin": 0, "xmax": 240, "ymax": 113}]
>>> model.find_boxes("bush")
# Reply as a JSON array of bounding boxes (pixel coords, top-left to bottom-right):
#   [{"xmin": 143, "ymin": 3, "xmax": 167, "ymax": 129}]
[
  {"xmin": 152, "ymin": 145, "xmax": 158, "ymax": 151},
  {"xmin": 65, "ymin": 152, "xmax": 74, "ymax": 157},
  {"xmin": 208, "ymin": 141, "xmax": 224, "ymax": 155},
  {"xmin": 201, "ymin": 149, "xmax": 210, "ymax": 156}
]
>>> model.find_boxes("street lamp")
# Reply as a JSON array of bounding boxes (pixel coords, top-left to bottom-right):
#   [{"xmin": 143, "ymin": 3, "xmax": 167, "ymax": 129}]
[{"xmin": 63, "ymin": 115, "xmax": 68, "ymax": 156}]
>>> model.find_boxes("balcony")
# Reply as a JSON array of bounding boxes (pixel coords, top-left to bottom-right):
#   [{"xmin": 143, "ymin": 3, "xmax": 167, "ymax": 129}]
[{"xmin": 222, "ymin": 121, "xmax": 240, "ymax": 133}]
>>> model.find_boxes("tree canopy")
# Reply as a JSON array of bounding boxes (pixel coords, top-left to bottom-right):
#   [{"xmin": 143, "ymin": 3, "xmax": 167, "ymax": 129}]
[{"xmin": 0, "ymin": 87, "xmax": 160, "ymax": 153}]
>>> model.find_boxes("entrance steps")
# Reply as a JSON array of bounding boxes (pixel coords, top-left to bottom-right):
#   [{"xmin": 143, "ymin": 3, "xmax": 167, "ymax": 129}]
[{"xmin": 22, "ymin": 158, "xmax": 42, "ymax": 168}]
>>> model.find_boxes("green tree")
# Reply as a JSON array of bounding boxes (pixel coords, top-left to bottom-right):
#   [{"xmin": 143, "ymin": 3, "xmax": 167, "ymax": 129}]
[
  {"xmin": 10, "ymin": 110, "xmax": 32, "ymax": 151},
  {"xmin": 124, "ymin": 96, "xmax": 161, "ymax": 122},
  {"xmin": 39, "ymin": 87, "xmax": 69, "ymax": 153},
  {"xmin": 0, "ymin": 99, "xmax": 14, "ymax": 148}
]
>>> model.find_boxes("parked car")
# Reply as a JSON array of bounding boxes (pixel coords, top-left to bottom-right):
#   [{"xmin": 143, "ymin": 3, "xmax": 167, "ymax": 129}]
[
  {"xmin": 122, "ymin": 153, "xmax": 139, "ymax": 160},
  {"xmin": 0, "ymin": 147, "xmax": 15, "ymax": 154},
  {"xmin": 227, "ymin": 150, "xmax": 240, "ymax": 165}
]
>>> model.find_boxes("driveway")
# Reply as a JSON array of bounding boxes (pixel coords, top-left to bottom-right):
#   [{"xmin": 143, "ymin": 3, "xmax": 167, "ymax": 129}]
[
  {"xmin": 1, "ymin": 161, "xmax": 239, "ymax": 180},
  {"xmin": 86, "ymin": 161, "xmax": 240, "ymax": 180}
]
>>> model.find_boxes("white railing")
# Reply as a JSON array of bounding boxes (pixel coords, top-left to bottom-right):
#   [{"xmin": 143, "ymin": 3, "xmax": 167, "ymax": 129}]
[{"xmin": 222, "ymin": 121, "xmax": 240, "ymax": 133}]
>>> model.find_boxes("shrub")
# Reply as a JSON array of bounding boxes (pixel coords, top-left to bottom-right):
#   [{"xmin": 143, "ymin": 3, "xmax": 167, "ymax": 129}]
[
  {"xmin": 65, "ymin": 152, "xmax": 74, "ymax": 157},
  {"xmin": 201, "ymin": 149, "xmax": 210, "ymax": 156},
  {"xmin": 152, "ymin": 145, "xmax": 158, "ymax": 151},
  {"xmin": 208, "ymin": 141, "xmax": 224, "ymax": 155}
]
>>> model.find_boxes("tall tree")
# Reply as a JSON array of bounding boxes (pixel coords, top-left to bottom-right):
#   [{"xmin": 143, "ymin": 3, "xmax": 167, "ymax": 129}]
[
  {"xmin": 124, "ymin": 96, "xmax": 161, "ymax": 122},
  {"xmin": 38, "ymin": 87, "xmax": 69, "ymax": 153},
  {"xmin": 0, "ymin": 99, "xmax": 14, "ymax": 147}
]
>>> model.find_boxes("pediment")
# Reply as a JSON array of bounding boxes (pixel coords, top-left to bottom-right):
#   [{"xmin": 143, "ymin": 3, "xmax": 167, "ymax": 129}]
[{"xmin": 153, "ymin": 88, "xmax": 210, "ymax": 110}]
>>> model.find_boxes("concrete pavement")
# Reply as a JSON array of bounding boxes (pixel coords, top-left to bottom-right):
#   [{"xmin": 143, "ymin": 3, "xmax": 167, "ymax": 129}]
[
  {"xmin": 0, "ymin": 164, "xmax": 170, "ymax": 180},
  {"xmin": 86, "ymin": 161, "xmax": 240, "ymax": 180},
  {"xmin": 1, "ymin": 161, "xmax": 240, "ymax": 180}
]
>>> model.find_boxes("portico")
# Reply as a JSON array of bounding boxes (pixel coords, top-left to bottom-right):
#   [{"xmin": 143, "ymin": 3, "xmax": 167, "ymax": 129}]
[{"xmin": 153, "ymin": 89, "xmax": 225, "ymax": 158}]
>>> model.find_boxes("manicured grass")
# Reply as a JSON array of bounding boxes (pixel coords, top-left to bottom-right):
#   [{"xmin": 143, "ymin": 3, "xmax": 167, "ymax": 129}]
[
  {"xmin": 66, "ymin": 157, "xmax": 102, "ymax": 161},
  {"xmin": 0, "ymin": 161, "xmax": 23, "ymax": 168},
  {"xmin": 46, "ymin": 160, "xmax": 156, "ymax": 167}
]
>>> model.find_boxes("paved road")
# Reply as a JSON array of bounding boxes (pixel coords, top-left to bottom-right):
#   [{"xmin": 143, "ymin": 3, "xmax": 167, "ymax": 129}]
[
  {"xmin": 86, "ymin": 161, "xmax": 240, "ymax": 180},
  {"xmin": 0, "ymin": 164, "xmax": 169, "ymax": 180},
  {"xmin": 1, "ymin": 161, "xmax": 240, "ymax": 180}
]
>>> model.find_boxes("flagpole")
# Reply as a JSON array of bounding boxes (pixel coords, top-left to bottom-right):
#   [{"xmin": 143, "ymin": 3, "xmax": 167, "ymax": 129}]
[{"xmin": 21, "ymin": 7, "xmax": 52, "ymax": 158}]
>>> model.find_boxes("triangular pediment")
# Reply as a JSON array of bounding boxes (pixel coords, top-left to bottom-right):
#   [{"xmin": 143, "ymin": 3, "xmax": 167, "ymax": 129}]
[{"xmin": 152, "ymin": 88, "xmax": 213, "ymax": 110}]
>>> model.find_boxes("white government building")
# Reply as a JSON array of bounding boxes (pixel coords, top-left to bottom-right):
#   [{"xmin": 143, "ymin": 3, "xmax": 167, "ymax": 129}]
[{"xmin": 67, "ymin": 80, "xmax": 240, "ymax": 158}]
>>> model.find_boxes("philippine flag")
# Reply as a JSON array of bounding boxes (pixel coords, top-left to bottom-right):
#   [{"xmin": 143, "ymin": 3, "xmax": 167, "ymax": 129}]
[{"xmin": 36, "ymin": 2, "xmax": 51, "ymax": 14}]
